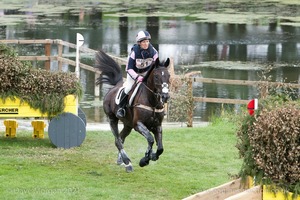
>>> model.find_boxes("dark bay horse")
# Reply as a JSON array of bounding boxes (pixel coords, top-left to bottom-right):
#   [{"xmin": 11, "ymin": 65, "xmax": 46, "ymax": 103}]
[{"xmin": 95, "ymin": 50, "xmax": 170, "ymax": 172}]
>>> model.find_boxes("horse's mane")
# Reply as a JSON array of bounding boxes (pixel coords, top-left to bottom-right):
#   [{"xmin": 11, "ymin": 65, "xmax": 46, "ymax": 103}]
[
  {"xmin": 143, "ymin": 62, "xmax": 156, "ymax": 82},
  {"xmin": 94, "ymin": 50, "xmax": 123, "ymax": 86},
  {"xmin": 143, "ymin": 58, "xmax": 163, "ymax": 82}
]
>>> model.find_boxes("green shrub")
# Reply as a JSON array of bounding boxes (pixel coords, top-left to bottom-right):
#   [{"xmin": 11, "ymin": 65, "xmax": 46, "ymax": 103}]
[
  {"xmin": 0, "ymin": 43, "xmax": 83, "ymax": 117},
  {"xmin": 236, "ymin": 96, "xmax": 300, "ymax": 197},
  {"xmin": 168, "ymin": 77, "xmax": 194, "ymax": 125}
]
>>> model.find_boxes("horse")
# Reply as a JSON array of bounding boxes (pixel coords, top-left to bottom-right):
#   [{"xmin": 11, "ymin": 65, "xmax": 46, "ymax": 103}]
[{"xmin": 95, "ymin": 50, "xmax": 171, "ymax": 172}]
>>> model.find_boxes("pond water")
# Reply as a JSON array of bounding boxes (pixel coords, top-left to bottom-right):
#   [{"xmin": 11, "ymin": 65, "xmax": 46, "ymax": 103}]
[{"xmin": 1, "ymin": 2, "xmax": 300, "ymax": 122}]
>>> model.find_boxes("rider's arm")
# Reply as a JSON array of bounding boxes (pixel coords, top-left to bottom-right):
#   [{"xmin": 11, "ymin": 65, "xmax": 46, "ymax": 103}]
[
  {"xmin": 152, "ymin": 46, "xmax": 159, "ymax": 61},
  {"xmin": 126, "ymin": 51, "xmax": 139, "ymax": 80}
]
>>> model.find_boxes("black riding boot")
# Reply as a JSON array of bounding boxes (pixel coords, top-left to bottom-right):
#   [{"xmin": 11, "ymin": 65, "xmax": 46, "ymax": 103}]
[{"xmin": 116, "ymin": 92, "xmax": 128, "ymax": 118}]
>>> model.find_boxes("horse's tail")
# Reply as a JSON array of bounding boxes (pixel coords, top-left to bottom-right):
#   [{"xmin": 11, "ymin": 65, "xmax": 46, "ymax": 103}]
[{"xmin": 95, "ymin": 50, "xmax": 123, "ymax": 86}]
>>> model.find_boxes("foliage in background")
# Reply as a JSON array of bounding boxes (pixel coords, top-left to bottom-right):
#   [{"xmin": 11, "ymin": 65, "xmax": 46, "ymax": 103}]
[
  {"xmin": 168, "ymin": 76, "xmax": 194, "ymax": 126},
  {"xmin": 256, "ymin": 66, "xmax": 300, "ymax": 101},
  {"xmin": 236, "ymin": 69, "xmax": 300, "ymax": 197},
  {"xmin": 209, "ymin": 105, "xmax": 240, "ymax": 128},
  {"xmin": 0, "ymin": 43, "xmax": 83, "ymax": 116}
]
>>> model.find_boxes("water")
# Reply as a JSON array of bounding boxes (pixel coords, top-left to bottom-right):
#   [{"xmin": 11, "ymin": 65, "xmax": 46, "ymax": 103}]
[{"xmin": 1, "ymin": 4, "xmax": 300, "ymax": 122}]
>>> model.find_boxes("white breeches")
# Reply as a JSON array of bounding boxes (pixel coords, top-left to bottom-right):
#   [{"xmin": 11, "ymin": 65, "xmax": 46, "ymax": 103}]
[{"xmin": 124, "ymin": 73, "xmax": 136, "ymax": 94}]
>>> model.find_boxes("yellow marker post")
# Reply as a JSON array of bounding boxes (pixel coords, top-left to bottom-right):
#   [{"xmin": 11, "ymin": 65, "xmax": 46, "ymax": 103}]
[
  {"xmin": 4, "ymin": 119, "xmax": 18, "ymax": 138},
  {"xmin": 31, "ymin": 120, "xmax": 46, "ymax": 138}
]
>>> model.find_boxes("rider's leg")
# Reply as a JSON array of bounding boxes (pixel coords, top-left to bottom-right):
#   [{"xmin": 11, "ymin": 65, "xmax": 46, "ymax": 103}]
[
  {"xmin": 116, "ymin": 75, "xmax": 135, "ymax": 118},
  {"xmin": 116, "ymin": 91, "xmax": 128, "ymax": 118}
]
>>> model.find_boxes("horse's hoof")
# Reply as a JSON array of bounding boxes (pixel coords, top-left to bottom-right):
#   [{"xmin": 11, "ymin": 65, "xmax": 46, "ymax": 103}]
[
  {"xmin": 151, "ymin": 153, "xmax": 158, "ymax": 161},
  {"xmin": 139, "ymin": 157, "xmax": 149, "ymax": 167},
  {"xmin": 116, "ymin": 157, "xmax": 124, "ymax": 165},
  {"xmin": 125, "ymin": 163, "xmax": 133, "ymax": 172}
]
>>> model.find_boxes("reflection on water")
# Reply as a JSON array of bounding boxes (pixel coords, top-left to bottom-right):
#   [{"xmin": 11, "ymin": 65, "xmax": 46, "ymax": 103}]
[{"xmin": 1, "ymin": 8, "xmax": 300, "ymax": 122}]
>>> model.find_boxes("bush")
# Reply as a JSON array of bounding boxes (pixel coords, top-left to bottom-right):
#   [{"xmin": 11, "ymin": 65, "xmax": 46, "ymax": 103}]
[
  {"xmin": 168, "ymin": 77, "xmax": 194, "ymax": 126},
  {"xmin": 0, "ymin": 43, "xmax": 83, "ymax": 116},
  {"xmin": 236, "ymin": 97, "xmax": 300, "ymax": 197}
]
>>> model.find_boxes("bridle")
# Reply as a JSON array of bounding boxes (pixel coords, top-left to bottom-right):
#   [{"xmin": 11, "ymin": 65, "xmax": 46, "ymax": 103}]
[{"xmin": 133, "ymin": 67, "xmax": 170, "ymax": 113}]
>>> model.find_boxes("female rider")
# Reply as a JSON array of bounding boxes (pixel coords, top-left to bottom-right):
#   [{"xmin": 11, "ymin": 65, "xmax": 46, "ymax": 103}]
[{"xmin": 116, "ymin": 30, "xmax": 159, "ymax": 118}]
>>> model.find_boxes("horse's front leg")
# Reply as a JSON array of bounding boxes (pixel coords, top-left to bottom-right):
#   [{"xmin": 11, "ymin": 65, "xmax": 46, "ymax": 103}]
[
  {"xmin": 134, "ymin": 121, "xmax": 154, "ymax": 167},
  {"xmin": 151, "ymin": 125, "xmax": 164, "ymax": 161}
]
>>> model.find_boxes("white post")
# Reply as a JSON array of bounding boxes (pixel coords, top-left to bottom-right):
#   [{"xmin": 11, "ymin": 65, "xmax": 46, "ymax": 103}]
[
  {"xmin": 75, "ymin": 33, "xmax": 84, "ymax": 116},
  {"xmin": 76, "ymin": 33, "xmax": 84, "ymax": 78},
  {"xmin": 95, "ymin": 73, "xmax": 100, "ymax": 97},
  {"xmin": 254, "ymin": 98, "xmax": 258, "ymax": 110}
]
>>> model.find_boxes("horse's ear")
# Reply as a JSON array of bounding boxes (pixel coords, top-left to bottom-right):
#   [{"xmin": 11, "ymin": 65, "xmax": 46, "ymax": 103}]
[
  {"xmin": 155, "ymin": 58, "xmax": 160, "ymax": 67},
  {"xmin": 164, "ymin": 58, "xmax": 170, "ymax": 67}
]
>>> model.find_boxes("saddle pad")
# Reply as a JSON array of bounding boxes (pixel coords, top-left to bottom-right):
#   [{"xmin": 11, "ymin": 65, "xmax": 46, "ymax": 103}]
[
  {"xmin": 128, "ymin": 82, "xmax": 141, "ymax": 106},
  {"xmin": 115, "ymin": 87, "xmax": 125, "ymax": 105},
  {"xmin": 115, "ymin": 82, "xmax": 142, "ymax": 106}
]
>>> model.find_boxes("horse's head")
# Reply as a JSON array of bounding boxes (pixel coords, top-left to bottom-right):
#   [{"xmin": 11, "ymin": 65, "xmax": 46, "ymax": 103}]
[{"xmin": 148, "ymin": 58, "xmax": 171, "ymax": 103}]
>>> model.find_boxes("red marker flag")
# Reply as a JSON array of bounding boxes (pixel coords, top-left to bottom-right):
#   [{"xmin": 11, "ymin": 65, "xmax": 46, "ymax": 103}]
[{"xmin": 247, "ymin": 99, "xmax": 258, "ymax": 116}]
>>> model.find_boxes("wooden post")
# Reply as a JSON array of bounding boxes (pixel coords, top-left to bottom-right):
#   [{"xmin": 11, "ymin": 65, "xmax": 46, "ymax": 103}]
[
  {"xmin": 187, "ymin": 77, "xmax": 193, "ymax": 127},
  {"xmin": 94, "ymin": 73, "xmax": 101, "ymax": 97},
  {"xmin": 169, "ymin": 57, "xmax": 175, "ymax": 77},
  {"xmin": 94, "ymin": 97, "xmax": 100, "ymax": 122},
  {"xmin": 57, "ymin": 43, "xmax": 63, "ymax": 71},
  {"xmin": 166, "ymin": 57, "xmax": 174, "ymax": 120},
  {"xmin": 44, "ymin": 42, "xmax": 51, "ymax": 70}
]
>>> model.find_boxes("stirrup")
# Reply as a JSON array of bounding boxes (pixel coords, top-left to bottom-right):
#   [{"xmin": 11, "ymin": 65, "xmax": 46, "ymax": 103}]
[{"xmin": 116, "ymin": 108, "xmax": 126, "ymax": 118}]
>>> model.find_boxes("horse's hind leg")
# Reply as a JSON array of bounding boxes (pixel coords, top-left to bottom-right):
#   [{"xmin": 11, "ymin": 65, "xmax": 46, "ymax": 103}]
[
  {"xmin": 108, "ymin": 118, "xmax": 133, "ymax": 172},
  {"xmin": 117, "ymin": 125, "xmax": 132, "ymax": 165},
  {"xmin": 120, "ymin": 125, "xmax": 132, "ymax": 145},
  {"xmin": 134, "ymin": 121, "xmax": 154, "ymax": 167}
]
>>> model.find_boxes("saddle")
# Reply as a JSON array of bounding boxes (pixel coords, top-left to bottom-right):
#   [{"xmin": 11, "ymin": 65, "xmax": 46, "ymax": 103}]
[{"xmin": 115, "ymin": 82, "xmax": 142, "ymax": 106}]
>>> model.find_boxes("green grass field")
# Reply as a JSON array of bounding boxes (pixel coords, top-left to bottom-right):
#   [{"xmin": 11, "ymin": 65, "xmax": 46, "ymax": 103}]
[{"xmin": 0, "ymin": 119, "xmax": 241, "ymax": 200}]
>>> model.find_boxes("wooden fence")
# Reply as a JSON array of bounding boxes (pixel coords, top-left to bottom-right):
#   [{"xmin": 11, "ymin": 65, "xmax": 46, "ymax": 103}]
[
  {"xmin": 168, "ymin": 62, "xmax": 300, "ymax": 126},
  {"xmin": 1, "ymin": 39, "xmax": 300, "ymax": 125},
  {"xmin": 0, "ymin": 39, "xmax": 127, "ymax": 96},
  {"xmin": 183, "ymin": 77, "xmax": 300, "ymax": 126}
]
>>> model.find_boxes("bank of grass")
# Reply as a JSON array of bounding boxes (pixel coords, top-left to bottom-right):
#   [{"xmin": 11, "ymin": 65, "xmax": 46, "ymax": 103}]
[{"xmin": 0, "ymin": 119, "xmax": 241, "ymax": 200}]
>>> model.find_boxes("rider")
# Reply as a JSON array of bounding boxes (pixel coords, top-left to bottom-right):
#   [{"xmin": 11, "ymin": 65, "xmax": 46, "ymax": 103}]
[{"xmin": 116, "ymin": 30, "xmax": 159, "ymax": 118}]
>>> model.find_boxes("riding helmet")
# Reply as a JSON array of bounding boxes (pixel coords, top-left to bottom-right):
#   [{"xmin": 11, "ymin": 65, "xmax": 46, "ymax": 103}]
[{"xmin": 136, "ymin": 30, "xmax": 151, "ymax": 43}]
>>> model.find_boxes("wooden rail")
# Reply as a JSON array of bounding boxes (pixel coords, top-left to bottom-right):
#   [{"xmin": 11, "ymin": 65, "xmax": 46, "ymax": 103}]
[
  {"xmin": 193, "ymin": 77, "xmax": 300, "ymax": 88},
  {"xmin": 0, "ymin": 39, "xmax": 127, "ymax": 96},
  {"xmin": 190, "ymin": 77, "xmax": 300, "ymax": 105},
  {"xmin": 177, "ymin": 75, "xmax": 300, "ymax": 126},
  {"xmin": 0, "ymin": 39, "xmax": 127, "ymax": 67}
]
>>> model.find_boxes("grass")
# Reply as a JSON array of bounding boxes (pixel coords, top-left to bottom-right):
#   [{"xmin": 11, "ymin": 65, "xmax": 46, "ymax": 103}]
[{"xmin": 0, "ymin": 119, "xmax": 241, "ymax": 200}]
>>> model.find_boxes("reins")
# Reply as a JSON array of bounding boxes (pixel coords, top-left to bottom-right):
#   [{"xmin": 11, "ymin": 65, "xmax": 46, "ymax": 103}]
[
  {"xmin": 131, "ymin": 80, "xmax": 165, "ymax": 114},
  {"xmin": 142, "ymin": 82, "xmax": 161, "ymax": 100},
  {"xmin": 130, "ymin": 61, "xmax": 168, "ymax": 114}
]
